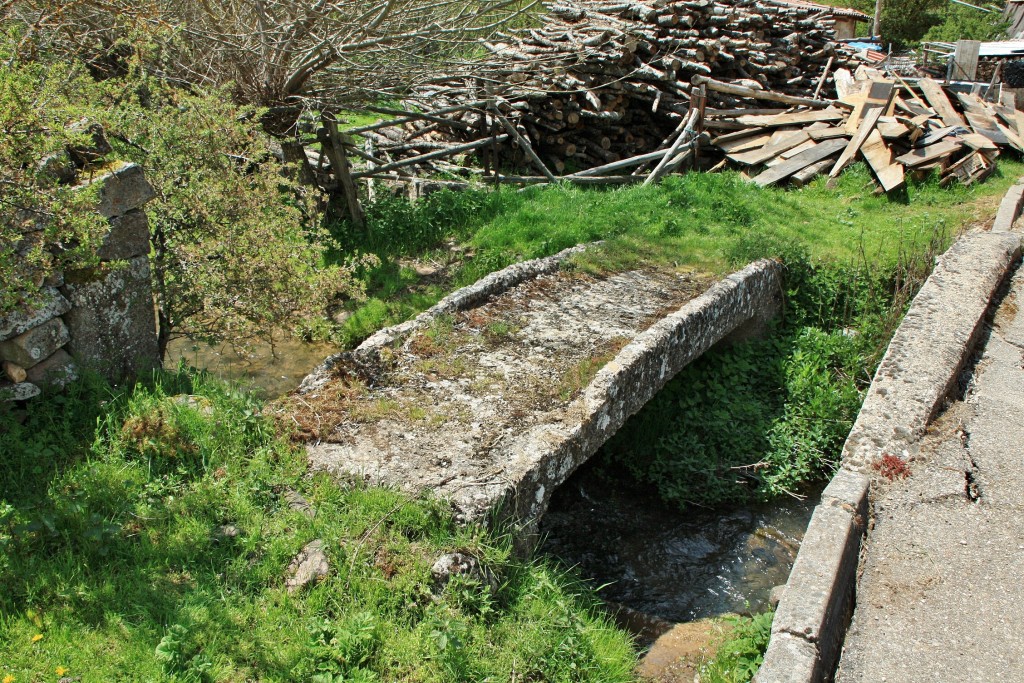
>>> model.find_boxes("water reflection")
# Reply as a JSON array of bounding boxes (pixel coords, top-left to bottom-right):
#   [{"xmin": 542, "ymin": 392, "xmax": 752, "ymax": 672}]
[
  {"xmin": 165, "ymin": 336, "xmax": 339, "ymax": 397},
  {"xmin": 541, "ymin": 461, "xmax": 820, "ymax": 623}
]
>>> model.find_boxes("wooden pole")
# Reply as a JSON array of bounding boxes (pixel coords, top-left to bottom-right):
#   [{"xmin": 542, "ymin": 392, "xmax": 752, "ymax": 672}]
[
  {"xmin": 320, "ymin": 113, "xmax": 365, "ymax": 230},
  {"xmin": 691, "ymin": 75, "xmax": 834, "ymax": 108},
  {"xmin": 350, "ymin": 134, "xmax": 510, "ymax": 179}
]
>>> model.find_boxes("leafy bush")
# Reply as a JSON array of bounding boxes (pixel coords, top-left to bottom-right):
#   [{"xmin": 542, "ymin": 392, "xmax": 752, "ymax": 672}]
[
  {"xmin": 1, "ymin": 29, "xmax": 353, "ymax": 355},
  {"xmin": 0, "ymin": 42, "xmax": 108, "ymax": 314}
]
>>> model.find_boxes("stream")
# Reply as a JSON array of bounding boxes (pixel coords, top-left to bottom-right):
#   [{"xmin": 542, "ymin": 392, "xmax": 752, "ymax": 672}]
[
  {"xmin": 165, "ymin": 336, "xmax": 338, "ymax": 397},
  {"xmin": 540, "ymin": 460, "xmax": 820, "ymax": 625}
]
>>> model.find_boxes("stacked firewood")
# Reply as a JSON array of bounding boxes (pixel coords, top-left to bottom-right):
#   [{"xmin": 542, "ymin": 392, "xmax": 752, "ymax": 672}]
[{"xmin": 340, "ymin": 0, "xmax": 857, "ymax": 176}]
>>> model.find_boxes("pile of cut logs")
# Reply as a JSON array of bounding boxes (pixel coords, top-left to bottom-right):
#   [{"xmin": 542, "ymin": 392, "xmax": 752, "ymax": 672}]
[
  {"xmin": 320, "ymin": 0, "xmax": 857, "ymax": 183},
  {"xmin": 707, "ymin": 71, "xmax": 1024, "ymax": 191}
]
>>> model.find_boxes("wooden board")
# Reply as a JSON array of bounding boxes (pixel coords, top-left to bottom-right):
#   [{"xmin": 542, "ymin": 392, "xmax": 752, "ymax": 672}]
[
  {"xmin": 895, "ymin": 139, "xmax": 963, "ymax": 168},
  {"xmin": 716, "ymin": 132, "xmax": 773, "ymax": 153},
  {"xmin": 831, "ymin": 105, "xmax": 885, "ymax": 178},
  {"xmin": 808, "ymin": 126, "xmax": 849, "ymax": 141},
  {"xmin": 960, "ymin": 132, "xmax": 998, "ymax": 151},
  {"xmin": 736, "ymin": 107, "xmax": 845, "ymax": 128},
  {"xmin": 918, "ymin": 79, "xmax": 966, "ymax": 128},
  {"xmin": 790, "ymin": 158, "xmax": 832, "ymax": 187},
  {"xmin": 752, "ymin": 138, "xmax": 848, "ymax": 187},
  {"xmin": 915, "ymin": 125, "xmax": 958, "ymax": 148},
  {"xmin": 779, "ymin": 138, "xmax": 819, "ymax": 160},
  {"xmin": 845, "ymin": 80, "xmax": 895, "ymax": 134},
  {"xmin": 877, "ymin": 120, "xmax": 910, "ymax": 140},
  {"xmin": 952, "ymin": 40, "xmax": 981, "ymax": 81},
  {"xmin": 955, "ymin": 93, "xmax": 1009, "ymax": 145},
  {"xmin": 728, "ymin": 130, "xmax": 810, "ymax": 165},
  {"xmin": 994, "ymin": 121, "xmax": 1024, "ymax": 153},
  {"xmin": 861, "ymin": 130, "xmax": 905, "ymax": 192}
]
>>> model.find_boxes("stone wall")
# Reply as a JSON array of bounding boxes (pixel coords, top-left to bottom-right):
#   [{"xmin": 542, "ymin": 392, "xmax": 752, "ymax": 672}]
[{"xmin": 1, "ymin": 163, "xmax": 160, "ymax": 400}]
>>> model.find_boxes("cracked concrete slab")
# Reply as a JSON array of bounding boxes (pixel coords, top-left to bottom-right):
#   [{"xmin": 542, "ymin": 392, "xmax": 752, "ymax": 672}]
[{"xmin": 837, "ymin": 266, "xmax": 1024, "ymax": 683}]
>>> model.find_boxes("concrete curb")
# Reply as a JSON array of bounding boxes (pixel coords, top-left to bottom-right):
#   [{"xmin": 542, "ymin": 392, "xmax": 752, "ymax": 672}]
[
  {"xmin": 756, "ymin": 213, "xmax": 1024, "ymax": 681},
  {"xmin": 992, "ymin": 178, "xmax": 1024, "ymax": 233}
]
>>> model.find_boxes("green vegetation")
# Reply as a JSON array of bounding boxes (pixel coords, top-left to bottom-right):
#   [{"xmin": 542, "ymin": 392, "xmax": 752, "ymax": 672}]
[
  {"xmin": 0, "ymin": 31, "xmax": 352, "ymax": 356},
  {"xmin": 838, "ymin": 0, "xmax": 1008, "ymax": 46},
  {"xmin": 699, "ymin": 612, "xmax": 775, "ymax": 683},
  {"xmin": 601, "ymin": 233, "xmax": 927, "ymax": 507},
  {"xmin": 332, "ymin": 163, "xmax": 1022, "ymax": 348},
  {"xmin": 0, "ymin": 370, "xmax": 636, "ymax": 682}
]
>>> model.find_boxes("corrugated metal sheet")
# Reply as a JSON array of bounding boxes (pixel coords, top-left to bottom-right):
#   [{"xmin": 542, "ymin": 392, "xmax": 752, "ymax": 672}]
[{"xmin": 978, "ymin": 40, "xmax": 1024, "ymax": 57}]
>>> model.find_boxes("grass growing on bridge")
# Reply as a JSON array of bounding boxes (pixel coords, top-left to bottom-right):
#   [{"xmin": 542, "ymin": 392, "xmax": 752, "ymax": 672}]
[
  {"xmin": 0, "ymin": 371, "xmax": 637, "ymax": 682},
  {"xmin": 329, "ymin": 161, "xmax": 1024, "ymax": 347}
]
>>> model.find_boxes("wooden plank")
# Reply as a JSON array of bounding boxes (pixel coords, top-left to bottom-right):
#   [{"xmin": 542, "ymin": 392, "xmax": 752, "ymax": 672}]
[
  {"xmin": 808, "ymin": 126, "xmax": 849, "ymax": 141},
  {"xmin": 779, "ymin": 138, "xmax": 819, "ymax": 160},
  {"xmin": 877, "ymin": 120, "xmax": 911, "ymax": 140},
  {"xmin": 736, "ymin": 107, "xmax": 845, "ymax": 128},
  {"xmin": 955, "ymin": 93, "xmax": 1010, "ymax": 144},
  {"xmin": 952, "ymin": 40, "xmax": 981, "ymax": 81},
  {"xmin": 895, "ymin": 139, "xmax": 963, "ymax": 167},
  {"xmin": 831, "ymin": 105, "xmax": 885, "ymax": 179},
  {"xmin": 728, "ymin": 130, "xmax": 810, "ymax": 165},
  {"xmin": 960, "ymin": 132, "xmax": 998, "ymax": 151},
  {"xmin": 711, "ymin": 128, "xmax": 771, "ymax": 145},
  {"xmin": 918, "ymin": 78, "xmax": 967, "ymax": 128},
  {"xmin": 716, "ymin": 132, "xmax": 773, "ymax": 153},
  {"xmin": 752, "ymin": 138, "xmax": 848, "ymax": 187},
  {"xmin": 915, "ymin": 125, "xmax": 958, "ymax": 147},
  {"xmin": 322, "ymin": 115, "xmax": 365, "ymax": 228},
  {"xmin": 790, "ymin": 159, "xmax": 833, "ymax": 187},
  {"xmin": 994, "ymin": 121, "xmax": 1024, "ymax": 153},
  {"xmin": 898, "ymin": 100, "xmax": 936, "ymax": 118},
  {"xmin": 861, "ymin": 130, "xmax": 905, "ymax": 192},
  {"xmin": 845, "ymin": 80, "xmax": 895, "ymax": 134}
]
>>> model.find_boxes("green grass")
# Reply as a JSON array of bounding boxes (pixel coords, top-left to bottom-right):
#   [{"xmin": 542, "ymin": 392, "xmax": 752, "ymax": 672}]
[
  {"xmin": 699, "ymin": 612, "xmax": 774, "ymax": 683},
  {"xmin": 0, "ymin": 370, "xmax": 637, "ymax": 682},
  {"xmin": 329, "ymin": 161, "xmax": 1024, "ymax": 348}
]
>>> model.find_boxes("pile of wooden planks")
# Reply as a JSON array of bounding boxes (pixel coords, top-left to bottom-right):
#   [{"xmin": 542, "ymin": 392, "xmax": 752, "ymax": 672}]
[{"xmin": 709, "ymin": 72, "xmax": 1023, "ymax": 190}]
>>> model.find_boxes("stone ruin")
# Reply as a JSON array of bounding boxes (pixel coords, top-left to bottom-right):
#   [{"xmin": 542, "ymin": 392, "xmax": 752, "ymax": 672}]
[{"xmin": 1, "ymin": 125, "xmax": 160, "ymax": 401}]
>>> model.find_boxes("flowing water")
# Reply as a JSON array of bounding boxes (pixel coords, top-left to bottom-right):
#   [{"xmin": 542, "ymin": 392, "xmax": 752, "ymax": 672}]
[
  {"xmin": 165, "ymin": 336, "xmax": 339, "ymax": 397},
  {"xmin": 540, "ymin": 460, "xmax": 821, "ymax": 625}
]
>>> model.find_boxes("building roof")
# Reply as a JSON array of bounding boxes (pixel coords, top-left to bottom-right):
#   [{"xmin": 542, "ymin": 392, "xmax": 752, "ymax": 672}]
[
  {"xmin": 766, "ymin": 0, "xmax": 872, "ymax": 21},
  {"xmin": 978, "ymin": 40, "xmax": 1024, "ymax": 57}
]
